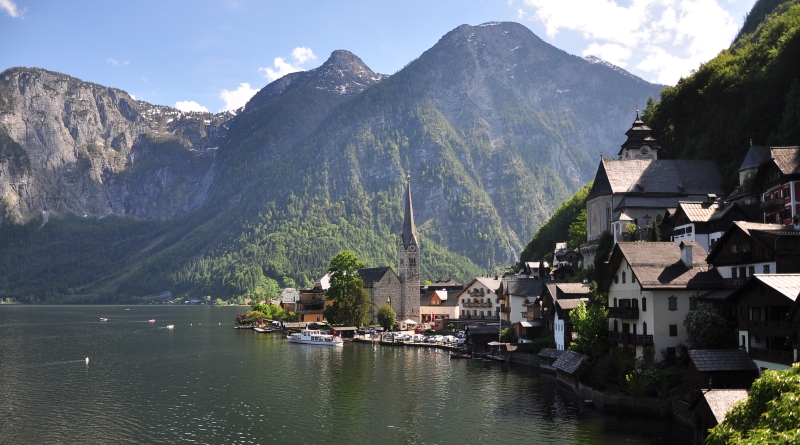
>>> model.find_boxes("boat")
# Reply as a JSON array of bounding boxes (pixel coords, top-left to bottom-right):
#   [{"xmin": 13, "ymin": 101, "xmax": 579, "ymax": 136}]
[
  {"xmin": 166, "ymin": 325, "xmax": 174, "ymax": 330},
  {"xmin": 148, "ymin": 319, "xmax": 156, "ymax": 323},
  {"xmin": 253, "ymin": 327, "xmax": 270, "ymax": 333},
  {"xmin": 450, "ymin": 353, "xmax": 471, "ymax": 359},
  {"xmin": 99, "ymin": 318, "xmax": 108, "ymax": 321},
  {"xmin": 287, "ymin": 328, "xmax": 343, "ymax": 346}
]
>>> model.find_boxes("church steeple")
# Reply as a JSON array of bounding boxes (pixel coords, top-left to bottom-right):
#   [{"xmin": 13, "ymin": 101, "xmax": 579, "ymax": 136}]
[
  {"xmin": 618, "ymin": 111, "xmax": 661, "ymax": 160},
  {"xmin": 401, "ymin": 174, "xmax": 417, "ymax": 249}
]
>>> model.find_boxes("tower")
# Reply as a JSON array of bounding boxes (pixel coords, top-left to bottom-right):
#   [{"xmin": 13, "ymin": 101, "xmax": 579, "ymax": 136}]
[
  {"xmin": 397, "ymin": 175, "xmax": 421, "ymax": 322},
  {"xmin": 617, "ymin": 111, "xmax": 661, "ymax": 160}
]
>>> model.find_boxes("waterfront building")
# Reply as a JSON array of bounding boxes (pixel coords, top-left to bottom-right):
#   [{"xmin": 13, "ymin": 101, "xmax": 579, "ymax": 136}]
[
  {"xmin": 599, "ymin": 241, "xmax": 723, "ymax": 361},
  {"xmin": 397, "ymin": 176, "xmax": 421, "ymax": 322},
  {"xmin": 420, "ymin": 288, "xmax": 460, "ymax": 324},
  {"xmin": 456, "ymin": 276, "xmax": 502, "ymax": 321},
  {"xmin": 296, "ymin": 275, "xmax": 330, "ymax": 323},
  {"xmin": 497, "ymin": 276, "xmax": 546, "ymax": 324},
  {"xmin": 686, "ymin": 349, "xmax": 759, "ymax": 392},
  {"xmin": 690, "ymin": 389, "xmax": 750, "ymax": 445},
  {"xmin": 538, "ymin": 282, "xmax": 590, "ymax": 350}
]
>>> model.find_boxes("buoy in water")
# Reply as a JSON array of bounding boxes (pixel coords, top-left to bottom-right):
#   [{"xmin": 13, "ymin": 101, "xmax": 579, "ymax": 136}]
[{"xmin": 85, "ymin": 357, "xmax": 89, "ymax": 364}]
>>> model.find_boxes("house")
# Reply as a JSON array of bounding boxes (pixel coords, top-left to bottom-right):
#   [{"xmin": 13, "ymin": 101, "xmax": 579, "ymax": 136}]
[
  {"xmin": 456, "ymin": 276, "xmax": 502, "ymax": 322},
  {"xmin": 419, "ymin": 289, "xmax": 461, "ymax": 323},
  {"xmin": 690, "ymin": 389, "xmax": 749, "ymax": 445},
  {"xmin": 520, "ymin": 261, "xmax": 545, "ymax": 279},
  {"xmin": 725, "ymin": 274, "xmax": 800, "ymax": 371},
  {"xmin": 705, "ymin": 221, "xmax": 800, "ymax": 289},
  {"xmin": 539, "ymin": 282, "xmax": 591, "ymax": 350},
  {"xmin": 280, "ymin": 288, "xmax": 299, "ymax": 313},
  {"xmin": 600, "ymin": 241, "xmax": 723, "ymax": 361},
  {"xmin": 537, "ymin": 348, "xmax": 566, "ymax": 368},
  {"xmin": 497, "ymin": 277, "xmax": 547, "ymax": 324},
  {"xmin": 466, "ymin": 325, "xmax": 503, "ymax": 353},
  {"xmin": 296, "ymin": 275, "xmax": 330, "ymax": 323},
  {"xmin": 751, "ymin": 146, "xmax": 800, "ymax": 224},
  {"xmin": 358, "ymin": 267, "xmax": 401, "ymax": 325},
  {"xmin": 670, "ymin": 200, "xmax": 753, "ymax": 252},
  {"xmin": 582, "ymin": 114, "xmax": 725, "ymax": 264},
  {"xmin": 686, "ymin": 349, "xmax": 759, "ymax": 392}
]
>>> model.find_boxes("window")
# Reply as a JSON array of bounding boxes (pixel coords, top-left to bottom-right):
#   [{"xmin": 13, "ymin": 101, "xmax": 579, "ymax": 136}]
[
  {"xmin": 739, "ymin": 266, "xmax": 746, "ymax": 278},
  {"xmin": 784, "ymin": 187, "xmax": 790, "ymax": 198},
  {"xmin": 668, "ymin": 296, "xmax": 677, "ymax": 311},
  {"xmin": 632, "ymin": 299, "xmax": 639, "ymax": 308},
  {"xmin": 749, "ymin": 266, "xmax": 756, "ymax": 276},
  {"xmin": 614, "ymin": 275, "xmax": 619, "ymax": 284},
  {"xmin": 689, "ymin": 297, "xmax": 697, "ymax": 311},
  {"xmin": 632, "ymin": 274, "xmax": 636, "ymax": 284},
  {"xmin": 669, "ymin": 324, "xmax": 678, "ymax": 337},
  {"xmin": 613, "ymin": 320, "xmax": 618, "ymax": 332},
  {"xmin": 622, "ymin": 272, "xmax": 626, "ymax": 283},
  {"xmin": 642, "ymin": 297, "xmax": 646, "ymax": 312},
  {"xmin": 731, "ymin": 268, "xmax": 738, "ymax": 279},
  {"xmin": 763, "ymin": 264, "xmax": 771, "ymax": 274},
  {"xmin": 751, "ymin": 307, "xmax": 761, "ymax": 321},
  {"xmin": 642, "ymin": 321, "xmax": 648, "ymax": 335},
  {"xmin": 614, "ymin": 298, "xmax": 617, "ymax": 307}
]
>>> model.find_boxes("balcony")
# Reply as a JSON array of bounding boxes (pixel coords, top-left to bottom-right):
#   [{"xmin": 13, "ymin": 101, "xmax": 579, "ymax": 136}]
[
  {"xmin": 608, "ymin": 307, "xmax": 639, "ymax": 319},
  {"xmin": 724, "ymin": 277, "xmax": 747, "ymax": 288},
  {"xmin": 496, "ymin": 306, "xmax": 511, "ymax": 313},
  {"xmin": 749, "ymin": 347, "xmax": 794, "ymax": 366},
  {"xmin": 716, "ymin": 252, "xmax": 752, "ymax": 265},
  {"xmin": 760, "ymin": 198, "xmax": 785, "ymax": 211},
  {"xmin": 745, "ymin": 320, "xmax": 792, "ymax": 335},
  {"xmin": 609, "ymin": 331, "xmax": 654, "ymax": 345}
]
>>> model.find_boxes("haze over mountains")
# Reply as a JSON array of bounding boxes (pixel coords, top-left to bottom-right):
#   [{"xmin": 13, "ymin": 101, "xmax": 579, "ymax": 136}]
[{"xmin": 0, "ymin": 21, "xmax": 663, "ymax": 302}]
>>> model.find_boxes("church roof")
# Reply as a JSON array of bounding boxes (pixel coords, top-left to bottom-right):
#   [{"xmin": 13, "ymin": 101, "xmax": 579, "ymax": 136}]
[
  {"xmin": 401, "ymin": 177, "xmax": 417, "ymax": 249},
  {"xmin": 587, "ymin": 159, "xmax": 725, "ymax": 200},
  {"xmin": 358, "ymin": 267, "xmax": 396, "ymax": 286},
  {"xmin": 614, "ymin": 196, "xmax": 685, "ymax": 212}
]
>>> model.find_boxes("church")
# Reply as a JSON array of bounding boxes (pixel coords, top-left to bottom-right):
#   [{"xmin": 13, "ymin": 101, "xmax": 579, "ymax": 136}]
[{"xmin": 396, "ymin": 176, "xmax": 421, "ymax": 322}]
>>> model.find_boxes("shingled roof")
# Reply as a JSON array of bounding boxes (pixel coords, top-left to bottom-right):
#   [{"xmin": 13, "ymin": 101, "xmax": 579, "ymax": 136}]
[
  {"xmin": 553, "ymin": 350, "xmax": 589, "ymax": 374},
  {"xmin": 688, "ymin": 349, "xmax": 758, "ymax": 372},
  {"xmin": 676, "ymin": 201, "xmax": 738, "ymax": 223},
  {"xmin": 587, "ymin": 159, "xmax": 725, "ymax": 200},
  {"xmin": 503, "ymin": 279, "xmax": 546, "ymax": 298},
  {"xmin": 420, "ymin": 289, "xmax": 461, "ymax": 307},
  {"xmin": 600, "ymin": 242, "xmax": 723, "ymax": 292},
  {"xmin": 768, "ymin": 146, "xmax": 800, "ymax": 175},
  {"xmin": 538, "ymin": 348, "xmax": 566, "ymax": 359},
  {"xmin": 706, "ymin": 221, "xmax": 797, "ymax": 262},
  {"xmin": 358, "ymin": 267, "xmax": 396, "ymax": 287},
  {"xmin": 700, "ymin": 390, "xmax": 750, "ymax": 424}
]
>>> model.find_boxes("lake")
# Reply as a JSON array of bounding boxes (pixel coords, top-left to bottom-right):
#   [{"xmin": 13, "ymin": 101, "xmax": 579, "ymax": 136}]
[{"xmin": 0, "ymin": 305, "xmax": 692, "ymax": 444}]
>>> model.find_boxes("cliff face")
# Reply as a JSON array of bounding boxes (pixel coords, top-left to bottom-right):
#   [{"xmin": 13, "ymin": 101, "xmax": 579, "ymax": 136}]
[{"xmin": 0, "ymin": 67, "xmax": 233, "ymax": 223}]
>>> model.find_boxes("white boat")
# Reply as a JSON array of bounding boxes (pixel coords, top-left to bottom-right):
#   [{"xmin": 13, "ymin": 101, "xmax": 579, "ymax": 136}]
[
  {"xmin": 166, "ymin": 325, "xmax": 174, "ymax": 330},
  {"xmin": 99, "ymin": 318, "xmax": 108, "ymax": 321},
  {"xmin": 287, "ymin": 329, "xmax": 343, "ymax": 346}
]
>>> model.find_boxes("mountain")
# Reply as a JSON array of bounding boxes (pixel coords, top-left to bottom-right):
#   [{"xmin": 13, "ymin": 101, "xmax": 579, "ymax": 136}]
[{"xmin": 0, "ymin": 22, "xmax": 663, "ymax": 302}]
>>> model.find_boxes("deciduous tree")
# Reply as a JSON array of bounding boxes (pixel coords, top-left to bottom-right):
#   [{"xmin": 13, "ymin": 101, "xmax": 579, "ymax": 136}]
[
  {"xmin": 377, "ymin": 303, "xmax": 396, "ymax": 331},
  {"xmin": 323, "ymin": 250, "xmax": 372, "ymax": 327}
]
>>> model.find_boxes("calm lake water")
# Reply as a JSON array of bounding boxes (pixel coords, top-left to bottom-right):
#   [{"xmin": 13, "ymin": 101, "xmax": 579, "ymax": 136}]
[{"xmin": 0, "ymin": 305, "xmax": 692, "ymax": 444}]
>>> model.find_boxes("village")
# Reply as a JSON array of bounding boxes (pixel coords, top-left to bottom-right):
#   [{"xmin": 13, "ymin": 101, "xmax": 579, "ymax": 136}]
[{"xmin": 259, "ymin": 114, "xmax": 800, "ymax": 444}]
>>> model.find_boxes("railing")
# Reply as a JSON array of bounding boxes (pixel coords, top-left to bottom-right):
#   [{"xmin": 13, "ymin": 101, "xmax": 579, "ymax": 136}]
[
  {"xmin": 724, "ymin": 277, "xmax": 747, "ymax": 288},
  {"xmin": 745, "ymin": 320, "xmax": 792, "ymax": 334},
  {"xmin": 749, "ymin": 347, "xmax": 794, "ymax": 365},
  {"xmin": 608, "ymin": 307, "xmax": 639, "ymax": 319},
  {"xmin": 716, "ymin": 252, "xmax": 751, "ymax": 264},
  {"xmin": 496, "ymin": 306, "xmax": 511, "ymax": 313},
  {"xmin": 760, "ymin": 198, "xmax": 785, "ymax": 211},
  {"xmin": 608, "ymin": 331, "xmax": 654, "ymax": 345}
]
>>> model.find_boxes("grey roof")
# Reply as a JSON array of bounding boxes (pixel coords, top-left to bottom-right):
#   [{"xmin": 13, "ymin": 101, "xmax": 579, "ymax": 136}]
[
  {"xmin": 468, "ymin": 326, "xmax": 503, "ymax": 335},
  {"xmin": 504, "ymin": 279, "xmax": 545, "ymax": 298},
  {"xmin": 538, "ymin": 348, "xmax": 566, "ymax": 359},
  {"xmin": 751, "ymin": 274, "xmax": 800, "ymax": 300},
  {"xmin": 600, "ymin": 242, "xmax": 723, "ymax": 291},
  {"xmin": 556, "ymin": 298, "xmax": 588, "ymax": 311},
  {"xmin": 553, "ymin": 350, "xmax": 589, "ymax": 374},
  {"xmin": 358, "ymin": 267, "xmax": 396, "ymax": 286},
  {"xmin": 615, "ymin": 196, "xmax": 684, "ymax": 212},
  {"xmin": 738, "ymin": 145, "xmax": 770, "ymax": 172},
  {"xmin": 688, "ymin": 349, "xmax": 758, "ymax": 372},
  {"xmin": 400, "ymin": 178, "xmax": 417, "ymax": 249},
  {"xmin": 701, "ymin": 390, "xmax": 749, "ymax": 424},
  {"xmin": 676, "ymin": 201, "xmax": 738, "ymax": 223},
  {"xmin": 588, "ymin": 159, "xmax": 725, "ymax": 200}
]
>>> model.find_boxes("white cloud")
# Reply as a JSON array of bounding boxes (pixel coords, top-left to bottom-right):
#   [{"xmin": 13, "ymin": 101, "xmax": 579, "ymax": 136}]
[
  {"xmin": 106, "ymin": 58, "xmax": 130, "ymax": 66},
  {"xmin": 219, "ymin": 82, "xmax": 258, "ymax": 112},
  {"xmin": 175, "ymin": 101, "xmax": 209, "ymax": 113},
  {"xmin": 519, "ymin": 0, "xmax": 739, "ymax": 85},
  {"xmin": 582, "ymin": 43, "xmax": 632, "ymax": 67},
  {"xmin": 0, "ymin": 0, "xmax": 22, "ymax": 18},
  {"xmin": 259, "ymin": 47, "xmax": 317, "ymax": 81}
]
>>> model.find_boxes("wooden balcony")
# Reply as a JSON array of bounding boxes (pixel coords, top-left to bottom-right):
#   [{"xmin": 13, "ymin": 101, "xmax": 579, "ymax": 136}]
[
  {"xmin": 716, "ymin": 252, "xmax": 751, "ymax": 265},
  {"xmin": 609, "ymin": 331, "xmax": 654, "ymax": 345},
  {"xmin": 724, "ymin": 277, "xmax": 747, "ymax": 288},
  {"xmin": 608, "ymin": 307, "xmax": 639, "ymax": 319},
  {"xmin": 761, "ymin": 198, "xmax": 785, "ymax": 211},
  {"xmin": 749, "ymin": 347, "xmax": 794, "ymax": 366},
  {"xmin": 496, "ymin": 306, "xmax": 511, "ymax": 313},
  {"xmin": 744, "ymin": 320, "xmax": 792, "ymax": 335}
]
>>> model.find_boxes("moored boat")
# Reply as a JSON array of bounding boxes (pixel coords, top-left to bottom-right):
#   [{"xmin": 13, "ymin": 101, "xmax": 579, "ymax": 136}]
[
  {"xmin": 166, "ymin": 325, "xmax": 174, "ymax": 330},
  {"xmin": 287, "ymin": 328, "xmax": 343, "ymax": 346},
  {"xmin": 99, "ymin": 318, "xmax": 108, "ymax": 321}
]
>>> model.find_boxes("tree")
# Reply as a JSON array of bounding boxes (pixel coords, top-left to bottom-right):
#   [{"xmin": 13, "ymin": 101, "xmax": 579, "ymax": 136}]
[
  {"xmin": 706, "ymin": 363, "xmax": 800, "ymax": 445},
  {"xmin": 683, "ymin": 304, "xmax": 737, "ymax": 349},
  {"xmin": 323, "ymin": 250, "xmax": 372, "ymax": 327},
  {"xmin": 568, "ymin": 209, "xmax": 587, "ymax": 250},
  {"xmin": 568, "ymin": 300, "xmax": 608, "ymax": 357},
  {"xmin": 377, "ymin": 303, "xmax": 396, "ymax": 331},
  {"xmin": 593, "ymin": 231, "xmax": 614, "ymax": 283}
]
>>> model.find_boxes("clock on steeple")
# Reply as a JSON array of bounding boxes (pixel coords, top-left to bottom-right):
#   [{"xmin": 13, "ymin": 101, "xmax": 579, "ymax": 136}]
[{"xmin": 617, "ymin": 112, "xmax": 660, "ymax": 160}]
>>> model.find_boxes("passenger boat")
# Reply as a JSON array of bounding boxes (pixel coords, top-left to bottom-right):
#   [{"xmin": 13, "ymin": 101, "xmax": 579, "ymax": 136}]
[
  {"xmin": 166, "ymin": 325, "xmax": 174, "ymax": 330},
  {"xmin": 287, "ymin": 328, "xmax": 343, "ymax": 346},
  {"xmin": 99, "ymin": 318, "xmax": 108, "ymax": 321}
]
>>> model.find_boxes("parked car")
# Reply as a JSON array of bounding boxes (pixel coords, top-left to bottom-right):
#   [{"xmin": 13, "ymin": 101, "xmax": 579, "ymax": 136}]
[
  {"xmin": 442, "ymin": 335, "xmax": 457, "ymax": 344},
  {"xmin": 432, "ymin": 335, "xmax": 443, "ymax": 343},
  {"xmin": 412, "ymin": 334, "xmax": 424, "ymax": 342}
]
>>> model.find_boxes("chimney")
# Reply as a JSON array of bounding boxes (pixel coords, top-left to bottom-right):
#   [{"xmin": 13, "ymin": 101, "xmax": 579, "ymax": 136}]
[{"xmin": 680, "ymin": 242, "xmax": 693, "ymax": 268}]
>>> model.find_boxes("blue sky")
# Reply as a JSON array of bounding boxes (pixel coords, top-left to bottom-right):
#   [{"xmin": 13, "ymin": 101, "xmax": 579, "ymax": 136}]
[{"xmin": 1, "ymin": 0, "xmax": 757, "ymax": 113}]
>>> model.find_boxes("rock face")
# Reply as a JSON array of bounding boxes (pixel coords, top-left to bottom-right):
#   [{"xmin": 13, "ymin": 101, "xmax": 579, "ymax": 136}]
[{"xmin": 0, "ymin": 67, "xmax": 232, "ymax": 223}]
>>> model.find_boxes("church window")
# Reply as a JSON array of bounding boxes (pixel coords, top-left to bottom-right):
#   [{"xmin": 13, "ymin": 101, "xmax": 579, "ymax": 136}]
[
  {"xmin": 622, "ymin": 272, "xmax": 626, "ymax": 283},
  {"xmin": 605, "ymin": 203, "xmax": 612, "ymax": 230}
]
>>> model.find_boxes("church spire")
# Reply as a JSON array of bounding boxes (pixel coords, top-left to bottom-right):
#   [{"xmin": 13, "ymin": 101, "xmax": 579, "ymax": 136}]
[{"xmin": 401, "ymin": 174, "xmax": 417, "ymax": 249}]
